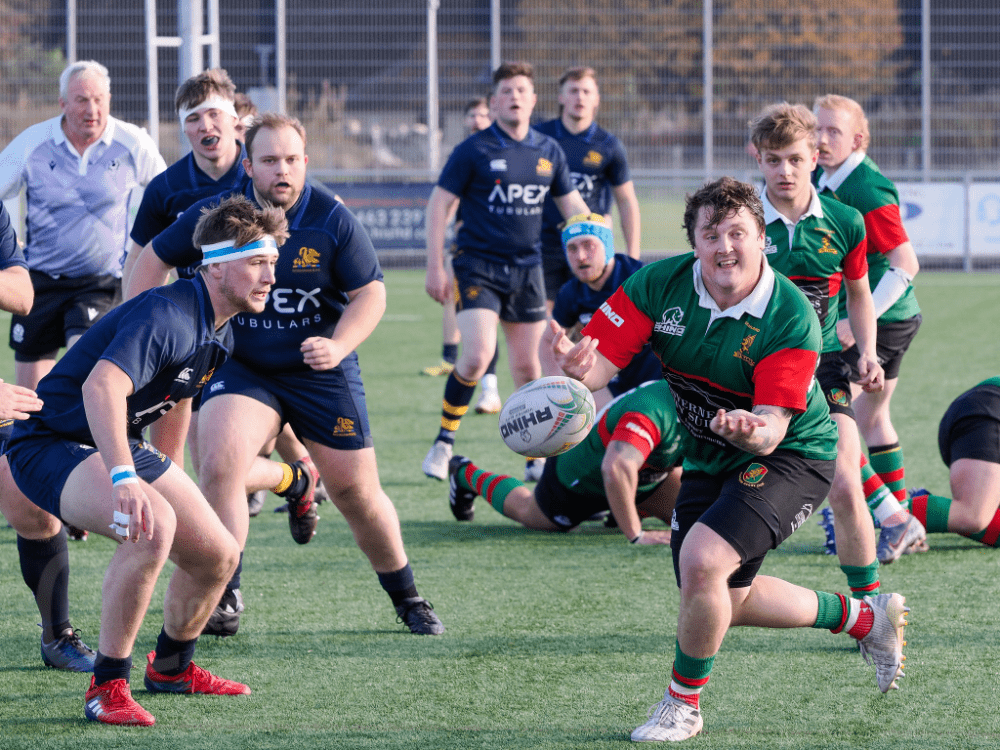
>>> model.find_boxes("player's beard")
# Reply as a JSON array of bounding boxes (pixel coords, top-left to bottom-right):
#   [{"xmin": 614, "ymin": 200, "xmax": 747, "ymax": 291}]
[{"xmin": 259, "ymin": 181, "xmax": 301, "ymax": 211}]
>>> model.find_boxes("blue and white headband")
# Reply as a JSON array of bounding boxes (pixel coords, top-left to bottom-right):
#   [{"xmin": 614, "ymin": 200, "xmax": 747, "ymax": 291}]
[
  {"xmin": 561, "ymin": 214, "xmax": 614, "ymax": 263},
  {"xmin": 200, "ymin": 236, "xmax": 280, "ymax": 265}
]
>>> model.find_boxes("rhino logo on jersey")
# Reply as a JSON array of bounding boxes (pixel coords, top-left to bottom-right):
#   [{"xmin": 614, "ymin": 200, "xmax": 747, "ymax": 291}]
[{"xmin": 653, "ymin": 307, "xmax": 685, "ymax": 336}]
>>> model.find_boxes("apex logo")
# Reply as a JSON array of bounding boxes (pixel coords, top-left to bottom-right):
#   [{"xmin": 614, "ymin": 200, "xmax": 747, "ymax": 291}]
[{"xmin": 487, "ymin": 183, "xmax": 550, "ymax": 205}]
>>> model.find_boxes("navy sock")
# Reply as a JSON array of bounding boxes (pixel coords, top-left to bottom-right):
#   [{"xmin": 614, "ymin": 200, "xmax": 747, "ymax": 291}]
[
  {"xmin": 151, "ymin": 627, "xmax": 198, "ymax": 676},
  {"xmin": 377, "ymin": 564, "xmax": 419, "ymax": 607},
  {"xmin": 485, "ymin": 344, "xmax": 499, "ymax": 376},
  {"xmin": 17, "ymin": 530, "xmax": 71, "ymax": 641},
  {"xmin": 93, "ymin": 652, "xmax": 132, "ymax": 686},
  {"xmin": 442, "ymin": 343, "xmax": 458, "ymax": 364},
  {"xmin": 226, "ymin": 552, "xmax": 243, "ymax": 592}
]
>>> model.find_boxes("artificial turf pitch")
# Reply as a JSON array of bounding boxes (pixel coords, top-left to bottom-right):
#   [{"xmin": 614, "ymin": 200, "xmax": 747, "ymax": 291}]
[{"xmin": 0, "ymin": 269, "xmax": 998, "ymax": 749}]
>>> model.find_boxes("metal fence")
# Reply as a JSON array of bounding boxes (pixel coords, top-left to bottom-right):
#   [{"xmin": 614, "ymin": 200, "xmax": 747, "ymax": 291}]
[{"xmin": 2, "ymin": 1, "xmax": 999, "ymax": 261}]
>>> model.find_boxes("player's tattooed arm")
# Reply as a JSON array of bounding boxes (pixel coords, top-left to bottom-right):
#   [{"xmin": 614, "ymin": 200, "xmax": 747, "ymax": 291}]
[{"xmin": 709, "ymin": 404, "xmax": 792, "ymax": 456}]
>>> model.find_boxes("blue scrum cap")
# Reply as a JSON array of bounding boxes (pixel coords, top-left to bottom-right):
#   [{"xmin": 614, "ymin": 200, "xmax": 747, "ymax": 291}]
[{"xmin": 561, "ymin": 213, "xmax": 613, "ymax": 262}]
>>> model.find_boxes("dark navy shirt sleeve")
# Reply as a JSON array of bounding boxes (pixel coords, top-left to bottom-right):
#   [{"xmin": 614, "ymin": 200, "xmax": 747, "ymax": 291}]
[
  {"xmin": 0, "ymin": 203, "xmax": 26, "ymax": 270},
  {"xmin": 130, "ymin": 172, "xmax": 174, "ymax": 247},
  {"xmin": 99, "ymin": 294, "xmax": 196, "ymax": 394},
  {"xmin": 327, "ymin": 203, "xmax": 384, "ymax": 291},
  {"xmin": 150, "ymin": 194, "xmax": 216, "ymax": 268},
  {"xmin": 552, "ymin": 280, "xmax": 580, "ymax": 328},
  {"xmin": 548, "ymin": 145, "xmax": 576, "ymax": 199},
  {"xmin": 437, "ymin": 137, "xmax": 477, "ymax": 198},
  {"xmin": 605, "ymin": 136, "xmax": 631, "ymax": 188}
]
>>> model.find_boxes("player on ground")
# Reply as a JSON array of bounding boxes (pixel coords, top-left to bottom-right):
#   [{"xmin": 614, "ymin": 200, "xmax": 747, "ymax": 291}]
[
  {"xmin": 749, "ymin": 103, "xmax": 925, "ymax": 576},
  {"xmin": 126, "ymin": 113, "xmax": 444, "ymax": 636},
  {"xmin": 813, "ymin": 94, "xmax": 922, "ymax": 517},
  {"xmin": 0, "ymin": 60, "xmax": 164, "ymax": 390},
  {"xmin": 534, "ymin": 66, "xmax": 641, "ymax": 308},
  {"xmin": 539, "ymin": 214, "xmax": 660, "ymax": 412},
  {"xmin": 553, "ymin": 177, "xmax": 909, "ymax": 742},
  {"xmin": 420, "ymin": 97, "xmax": 504, "ymax": 414},
  {"xmin": 909, "ymin": 377, "xmax": 1000, "ymax": 547},
  {"xmin": 4, "ymin": 195, "xmax": 284, "ymax": 725},
  {"xmin": 422, "ymin": 61, "xmax": 588, "ymax": 483},
  {"xmin": 448, "ymin": 380, "xmax": 681, "ymax": 544}
]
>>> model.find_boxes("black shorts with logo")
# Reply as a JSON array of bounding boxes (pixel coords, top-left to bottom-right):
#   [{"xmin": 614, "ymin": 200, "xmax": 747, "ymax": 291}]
[
  {"xmin": 670, "ymin": 450, "xmax": 835, "ymax": 588},
  {"xmin": 816, "ymin": 352, "xmax": 855, "ymax": 418},
  {"xmin": 534, "ymin": 455, "xmax": 666, "ymax": 531},
  {"xmin": 10, "ymin": 270, "xmax": 120, "ymax": 361},
  {"xmin": 451, "ymin": 253, "xmax": 547, "ymax": 323},
  {"xmin": 842, "ymin": 314, "xmax": 922, "ymax": 382},
  {"xmin": 938, "ymin": 383, "xmax": 1000, "ymax": 466}
]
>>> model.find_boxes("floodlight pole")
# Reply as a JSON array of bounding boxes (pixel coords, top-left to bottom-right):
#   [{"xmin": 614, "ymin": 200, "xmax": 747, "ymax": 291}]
[
  {"xmin": 428, "ymin": 0, "xmax": 441, "ymax": 172},
  {"xmin": 921, "ymin": 0, "xmax": 930, "ymax": 181},
  {"xmin": 703, "ymin": 0, "xmax": 713, "ymax": 183}
]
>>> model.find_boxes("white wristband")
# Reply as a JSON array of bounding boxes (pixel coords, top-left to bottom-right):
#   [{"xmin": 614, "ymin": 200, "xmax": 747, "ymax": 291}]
[{"xmin": 110, "ymin": 465, "xmax": 139, "ymax": 486}]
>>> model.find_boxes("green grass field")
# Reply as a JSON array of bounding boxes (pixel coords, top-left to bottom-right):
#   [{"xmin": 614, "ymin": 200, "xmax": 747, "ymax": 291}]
[{"xmin": 1, "ymin": 270, "xmax": 999, "ymax": 749}]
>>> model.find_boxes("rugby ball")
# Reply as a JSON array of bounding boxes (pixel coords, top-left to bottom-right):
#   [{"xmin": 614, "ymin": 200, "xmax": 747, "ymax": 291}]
[{"xmin": 498, "ymin": 376, "xmax": 596, "ymax": 458}]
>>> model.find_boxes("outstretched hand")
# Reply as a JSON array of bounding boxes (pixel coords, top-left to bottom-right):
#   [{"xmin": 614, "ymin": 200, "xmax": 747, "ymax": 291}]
[{"xmin": 549, "ymin": 319, "xmax": 598, "ymax": 381}]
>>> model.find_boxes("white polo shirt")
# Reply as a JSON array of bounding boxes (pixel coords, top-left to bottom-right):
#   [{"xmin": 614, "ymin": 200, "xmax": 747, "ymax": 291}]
[{"xmin": 0, "ymin": 115, "xmax": 165, "ymax": 278}]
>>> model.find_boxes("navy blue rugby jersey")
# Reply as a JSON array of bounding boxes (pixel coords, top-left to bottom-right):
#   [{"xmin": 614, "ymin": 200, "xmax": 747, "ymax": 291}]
[
  {"xmin": 0, "ymin": 202, "xmax": 28, "ymax": 446},
  {"xmin": 551, "ymin": 253, "xmax": 643, "ymax": 332},
  {"xmin": 11, "ymin": 275, "xmax": 231, "ymax": 445},
  {"xmin": 438, "ymin": 123, "xmax": 575, "ymax": 266},
  {"xmin": 130, "ymin": 145, "xmax": 248, "ymax": 248},
  {"xmin": 533, "ymin": 119, "xmax": 631, "ymax": 253},
  {"xmin": 151, "ymin": 181, "xmax": 383, "ymax": 374},
  {"xmin": 130, "ymin": 145, "xmax": 248, "ymax": 279}
]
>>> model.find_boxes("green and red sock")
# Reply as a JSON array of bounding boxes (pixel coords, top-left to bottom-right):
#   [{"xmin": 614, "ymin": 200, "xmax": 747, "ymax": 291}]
[
  {"xmin": 869, "ymin": 443, "xmax": 906, "ymax": 503},
  {"xmin": 454, "ymin": 460, "xmax": 524, "ymax": 516},
  {"xmin": 668, "ymin": 641, "xmax": 714, "ymax": 709},
  {"xmin": 910, "ymin": 492, "xmax": 1000, "ymax": 547}
]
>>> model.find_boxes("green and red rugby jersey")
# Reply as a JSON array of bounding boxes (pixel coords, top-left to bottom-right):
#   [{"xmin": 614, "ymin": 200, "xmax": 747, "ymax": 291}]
[
  {"xmin": 762, "ymin": 187, "xmax": 868, "ymax": 353},
  {"xmin": 554, "ymin": 380, "xmax": 687, "ymax": 497},
  {"xmin": 815, "ymin": 151, "xmax": 920, "ymax": 323},
  {"xmin": 581, "ymin": 253, "xmax": 838, "ymax": 475}
]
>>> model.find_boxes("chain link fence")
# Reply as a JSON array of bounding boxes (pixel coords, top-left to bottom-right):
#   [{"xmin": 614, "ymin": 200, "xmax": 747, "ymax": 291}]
[{"xmin": 1, "ymin": 1, "xmax": 998, "ymax": 262}]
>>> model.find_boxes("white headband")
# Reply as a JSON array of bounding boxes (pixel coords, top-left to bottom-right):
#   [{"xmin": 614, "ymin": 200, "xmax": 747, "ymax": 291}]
[
  {"xmin": 200, "ymin": 236, "xmax": 280, "ymax": 265},
  {"xmin": 179, "ymin": 95, "xmax": 239, "ymax": 124}
]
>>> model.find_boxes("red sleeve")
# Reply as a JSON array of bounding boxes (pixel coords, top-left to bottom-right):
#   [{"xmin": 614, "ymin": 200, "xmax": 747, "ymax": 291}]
[
  {"xmin": 864, "ymin": 204, "xmax": 909, "ymax": 255},
  {"xmin": 580, "ymin": 286, "xmax": 654, "ymax": 369},
  {"xmin": 752, "ymin": 348, "xmax": 818, "ymax": 413},
  {"xmin": 842, "ymin": 236, "xmax": 868, "ymax": 281},
  {"xmin": 603, "ymin": 411, "xmax": 662, "ymax": 460}
]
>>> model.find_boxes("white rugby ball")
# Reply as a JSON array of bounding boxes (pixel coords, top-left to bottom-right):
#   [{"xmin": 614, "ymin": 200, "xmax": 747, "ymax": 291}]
[{"xmin": 498, "ymin": 376, "xmax": 597, "ymax": 458}]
